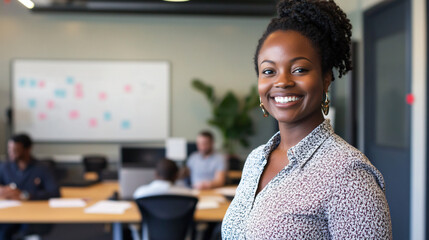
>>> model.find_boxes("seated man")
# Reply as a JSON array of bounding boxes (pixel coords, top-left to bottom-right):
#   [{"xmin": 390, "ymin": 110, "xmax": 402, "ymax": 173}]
[
  {"xmin": 185, "ymin": 131, "xmax": 226, "ymax": 190},
  {"xmin": 134, "ymin": 158, "xmax": 193, "ymax": 199},
  {"xmin": 0, "ymin": 133, "xmax": 61, "ymax": 240}
]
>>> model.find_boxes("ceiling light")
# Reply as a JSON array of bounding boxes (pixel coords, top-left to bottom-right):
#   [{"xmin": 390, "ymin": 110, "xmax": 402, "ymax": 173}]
[{"xmin": 17, "ymin": 0, "xmax": 35, "ymax": 9}]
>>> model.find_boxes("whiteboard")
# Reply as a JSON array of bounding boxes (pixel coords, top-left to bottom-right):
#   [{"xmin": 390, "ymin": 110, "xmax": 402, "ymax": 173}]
[{"xmin": 12, "ymin": 59, "xmax": 170, "ymax": 142}]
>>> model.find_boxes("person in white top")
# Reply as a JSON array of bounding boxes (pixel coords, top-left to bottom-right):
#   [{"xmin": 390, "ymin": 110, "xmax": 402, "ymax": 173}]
[{"xmin": 133, "ymin": 158, "xmax": 194, "ymax": 199}]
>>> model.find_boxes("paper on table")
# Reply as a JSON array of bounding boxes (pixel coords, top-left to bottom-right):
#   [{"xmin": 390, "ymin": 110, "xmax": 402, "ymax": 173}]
[
  {"xmin": 197, "ymin": 200, "xmax": 219, "ymax": 210},
  {"xmin": 215, "ymin": 186, "xmax": 237, "ymax": 197},
  {"xmin": 199, "ymin": 196, "xmax": 226, "ymax": 203},
  {"xmin": 0, "ymin": 200, "xmax": 21, "ymax": 209},
  {"xmin": 49, "ymin": 198, "xmax": 86, "ymax": 208},
  {"xmin": 84, "ymin": 200, "xmax": 131, "ymax": 214},
  {"xmin": 166, "ymin": 138, "xmax": 187, "ymax": 161}
]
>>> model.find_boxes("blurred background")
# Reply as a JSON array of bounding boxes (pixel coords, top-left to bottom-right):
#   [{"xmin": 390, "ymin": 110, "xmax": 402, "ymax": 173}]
[{"xmin": 0, "ymin": 0, "xmax": 427, "ymax": 239}]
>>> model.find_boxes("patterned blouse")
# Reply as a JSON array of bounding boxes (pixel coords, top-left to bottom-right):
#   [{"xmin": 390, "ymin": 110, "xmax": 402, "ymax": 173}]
[{"xmin": 222, "ymin": 120, "xmax": 392, "ymax": 239}]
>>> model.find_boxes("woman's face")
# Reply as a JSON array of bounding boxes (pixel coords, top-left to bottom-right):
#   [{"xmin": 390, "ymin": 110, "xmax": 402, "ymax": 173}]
[{"xmin": 257, "ymin": 30, "xmax": 331, "ymax": 126}]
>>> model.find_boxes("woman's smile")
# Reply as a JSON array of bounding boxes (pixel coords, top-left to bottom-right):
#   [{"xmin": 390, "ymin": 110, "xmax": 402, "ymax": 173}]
[{"xmin": 270, "ymin": 94, "xmax": 304, "ymax": 108}]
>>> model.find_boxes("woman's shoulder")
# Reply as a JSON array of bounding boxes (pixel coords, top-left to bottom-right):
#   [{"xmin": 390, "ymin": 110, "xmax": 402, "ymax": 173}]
[
  {"xmin": 322, "ymin": 133, "xmax": 369, "ymax": 164},
  {"xmin": 319, "ymin": 133, "xmax": 386, "ymax": 190}
]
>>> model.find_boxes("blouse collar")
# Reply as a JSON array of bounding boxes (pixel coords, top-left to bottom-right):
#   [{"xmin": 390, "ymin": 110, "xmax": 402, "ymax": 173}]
[{"xmin": 262, "ymin": 119, "xmax": 333, "ymax": 169}]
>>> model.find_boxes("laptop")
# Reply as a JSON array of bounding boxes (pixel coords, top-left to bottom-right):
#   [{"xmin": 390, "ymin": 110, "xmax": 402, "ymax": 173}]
[{"xmin": 119, "ymin": 168, "xmax": 156, "ymax": 200}]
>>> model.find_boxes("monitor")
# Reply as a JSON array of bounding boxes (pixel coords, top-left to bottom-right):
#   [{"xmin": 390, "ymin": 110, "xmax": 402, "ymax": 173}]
[
  {"xmin": 187, "ymin": 142, "xmax": 197, "ymax": 157},
  {"xmin": 120, "ymin": 147, "xmax": 165, "ymax": 168}
]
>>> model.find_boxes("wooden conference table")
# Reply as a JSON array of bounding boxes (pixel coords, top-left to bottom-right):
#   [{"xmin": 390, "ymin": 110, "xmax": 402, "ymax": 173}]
[{"xmin": 0, "ymin": 182, "xmax": 233, "ymax": 240}]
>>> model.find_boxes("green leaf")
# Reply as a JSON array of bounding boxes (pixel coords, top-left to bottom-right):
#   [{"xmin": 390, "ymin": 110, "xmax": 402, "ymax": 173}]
[
  {"xmin": 213, "ymin": 92, "xmax": 239, "ymax": 129},
  {"xmin": 190, "ymin": 79, "xmax": 260, "ymax": 154},
  {"xmin": 191, "ymin": 79, "xmax": 215, "ymax": 104},
  {"xmin": 244, "ymin": 85, "xmax": 260, "ymax": 111},
  {"xmin": 239, "ymin": 138, "xmax": 250, "ymax": 148}
]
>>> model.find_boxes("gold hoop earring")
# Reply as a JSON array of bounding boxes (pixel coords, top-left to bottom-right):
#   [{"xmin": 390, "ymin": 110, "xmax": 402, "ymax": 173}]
[
  {"xmin": 259, "ymin": 97, "xmax": 269, "ymax": 117},
  {"xmin": 321, "ymin": 92, "xmax": 330, "ymax": 116}
]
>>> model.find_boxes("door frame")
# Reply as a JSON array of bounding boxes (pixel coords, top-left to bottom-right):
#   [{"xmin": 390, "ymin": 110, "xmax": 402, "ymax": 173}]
[
  {"xmin": 364, "ymin": 0, "xmax": 412, "ymax": 239},
  {"xmin": 425, "ymin": 0, "xmax": 429, "ymax": 238}
]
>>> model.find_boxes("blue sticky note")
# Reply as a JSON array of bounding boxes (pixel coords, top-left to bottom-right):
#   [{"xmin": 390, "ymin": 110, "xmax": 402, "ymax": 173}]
[
  {"xmin": 54, "ymin": 89, "xmax": 67, "ymax": 98},
  {"xmin": 121, "ymin": 120, "xmax": 130, "ymax": 129},
  {"xmin": 104, "ymin": 112, "xmax": 112, "ymax": 121},
  {"xmin": 28, "ymin": 99, "xmax": 36, "ymax": 108},
  {"xmin": 18, "ymin": 78, "xmax": 26, "ymax": 87},
  {"xmin": 66, "ymin": 76, "xmax": 75, "ymax": 85},
  {"xmin": 29, "ymin": 79, "xmax": 37, "ymax": 88}
]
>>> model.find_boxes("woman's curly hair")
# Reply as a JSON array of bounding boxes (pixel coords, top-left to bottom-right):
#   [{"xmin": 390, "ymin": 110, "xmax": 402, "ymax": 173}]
[{"xmin": 254, "ymin": 0, "xmax": 352, "ymax": 81}]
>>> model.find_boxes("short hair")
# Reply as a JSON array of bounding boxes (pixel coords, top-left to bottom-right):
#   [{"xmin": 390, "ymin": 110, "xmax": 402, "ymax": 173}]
[
  {"xmin": 254, "ymin": 0, "xmax": 352, "ymax": 81},
  {"xmin": 156, "ymin": 158, "xmax": 179, "ymax": 182},
  {"xmin": 199, "ymin": 130, "xmax": 214, "ymax": 142},
  {"xmin": 10, "ymin": 133, "xmax": 33, "ymax": 149}
]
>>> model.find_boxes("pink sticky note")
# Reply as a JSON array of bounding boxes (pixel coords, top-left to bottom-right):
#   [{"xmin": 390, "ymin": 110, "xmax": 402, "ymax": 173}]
[
  {"xmin": 99, "ymin": 92, "xmax": 107, "ymax": 101},
  {"xmin": 124, "ymin": 85, "xmax": 132, "ymax": 93},
  {"xmin": 38, "ymin": 112, "xmax": 47, "ymax": 120},
  {"xmin": 75, "ymin": 90, "xmax": 83, "ymax": 99},
  {"xmin": 89, "ymin": 118, "xmax": 98, "ymax": 127},
  {"xmin": 39, "ymin": 80, "xmax": 46, "ymax": 88},
  {"xmin": 69, "ymin": 110, "xmax": 79, "ymax": 119},
  {"xmin": 75, "ymin": 83, "xmax": 83, "ymax": 90},
  {"xmin": 47, "ymin": 100, "xmax": 54, "ymax": 109}
]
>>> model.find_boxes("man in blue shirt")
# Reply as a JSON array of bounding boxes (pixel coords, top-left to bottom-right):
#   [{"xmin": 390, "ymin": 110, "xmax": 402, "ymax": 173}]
[
  {"xmin": 0, "ymin": 133, "xmax": 60, "ymax": 239},
  {"xmin": 185, "ymin": 131, "xmax": 226, "ymax": 190}
]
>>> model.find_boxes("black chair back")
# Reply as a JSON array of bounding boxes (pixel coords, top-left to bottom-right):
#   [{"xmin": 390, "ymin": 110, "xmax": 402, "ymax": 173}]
[
  {"xmin": 38, "ymin": 158, "xmax": 64, "ymax": 182},
  {"xmin": 135, "ymin": 195, "xmax": 198, "ymax": 240},
  {"xmin": 82, "ymin": 155, "xmax": 107, "ymax": 173}
]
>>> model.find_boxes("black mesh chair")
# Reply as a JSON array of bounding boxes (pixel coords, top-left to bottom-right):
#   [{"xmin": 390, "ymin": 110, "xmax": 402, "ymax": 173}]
[
  {"xmin": 82, "ymin": 155, "xmax": 108, "ymax": 180},
  {"xmin": 135, "ymin": 195, "xmax": 199, "ymax": 240},
  {"xmin": 12, "ymin": 224, "xmax": 53, "ymax": 240}
]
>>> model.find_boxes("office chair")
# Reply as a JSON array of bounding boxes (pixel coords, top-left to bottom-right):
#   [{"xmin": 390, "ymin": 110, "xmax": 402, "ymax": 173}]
[
  {"xmin": 82, "ymin": 155, "xmax": 108, "ymax": 181},
  {"xmin": 135, "ymin": 195, "xmax": 199, "ymax": 240},
  {"xmin": 11, "ymin": 223, "xmax": 54, "ymax": 240}
]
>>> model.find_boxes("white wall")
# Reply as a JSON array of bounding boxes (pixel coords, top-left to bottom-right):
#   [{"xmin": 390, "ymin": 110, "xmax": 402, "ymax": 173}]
[
  {"xmin": 411, "ymin": 0, "xmax": 427, "ymax": 239},
  {"xmin": 0, "ymin": 1, "xmax": 275, "ymax": 161},
  {"xmin": 1, "ymin": 0, "xmax": 413, "ymax": 163},
  {"xmin": 0, "ymin": 0, "xmax": 378, "ymax": 162}
]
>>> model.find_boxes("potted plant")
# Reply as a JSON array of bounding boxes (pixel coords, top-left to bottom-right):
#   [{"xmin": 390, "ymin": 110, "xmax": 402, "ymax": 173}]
[{"xmin": 191, "ymin": 78, "xmax": 260, "ymax": 157}]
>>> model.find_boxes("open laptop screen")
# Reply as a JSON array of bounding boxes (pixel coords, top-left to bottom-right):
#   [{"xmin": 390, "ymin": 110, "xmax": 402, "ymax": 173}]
[{"xmin": 119, "ymin": 168, "xmax": 156, "ymax": 200}]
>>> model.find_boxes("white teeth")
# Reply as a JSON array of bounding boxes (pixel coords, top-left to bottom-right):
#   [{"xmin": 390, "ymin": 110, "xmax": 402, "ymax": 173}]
[{"xmin": 274, "ymin": 96, "xmax": 300, "ymax": 103}]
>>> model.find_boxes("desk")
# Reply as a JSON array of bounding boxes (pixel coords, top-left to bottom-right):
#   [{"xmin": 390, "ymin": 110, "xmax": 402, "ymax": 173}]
[
  {"xmin": 0, "ymin": 182, "xmax": 231, "ymax": 239},
  {"xmin": 227, "ymin": 170, "xmax": 242, "ymax": 180},
  {"xmin": 61, "ymin": 182, "xmax": 231, "ymax": 222}
]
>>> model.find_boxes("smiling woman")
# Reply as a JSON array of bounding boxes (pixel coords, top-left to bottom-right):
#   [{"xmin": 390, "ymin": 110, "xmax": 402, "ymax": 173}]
[
  {"xmin": 257, "ymin": 30, "xmax": 329, "ymax": 130},
  {"xmin": 222, "ymin": 0, "xmax": 392, "ymax": 239}
]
